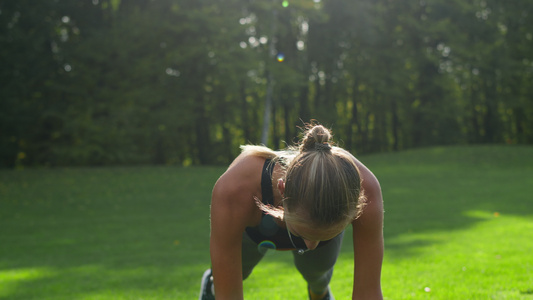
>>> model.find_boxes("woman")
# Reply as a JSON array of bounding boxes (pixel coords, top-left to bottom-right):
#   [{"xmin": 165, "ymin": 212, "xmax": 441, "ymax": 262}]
[{"xmin": 199, "ymin": 124, "xmax": 384, "ymax": 300}]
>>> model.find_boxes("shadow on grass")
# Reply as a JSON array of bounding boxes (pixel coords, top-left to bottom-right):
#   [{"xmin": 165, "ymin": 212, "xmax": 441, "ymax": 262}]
[{"xmin": 0, "ymin": 145, "xmax": 532, "ymax": 299}]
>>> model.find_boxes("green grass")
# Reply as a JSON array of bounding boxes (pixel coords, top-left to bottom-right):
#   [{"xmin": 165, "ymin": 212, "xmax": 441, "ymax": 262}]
[{"xmin": 1, "ymin": 145, "xmax": 532, "ymax": 299}]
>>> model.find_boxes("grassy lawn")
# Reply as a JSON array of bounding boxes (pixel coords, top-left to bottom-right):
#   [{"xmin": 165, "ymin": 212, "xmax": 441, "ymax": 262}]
[{"xmin": 1, "ymin": 145, "xmax": 532, "ymax": 299}]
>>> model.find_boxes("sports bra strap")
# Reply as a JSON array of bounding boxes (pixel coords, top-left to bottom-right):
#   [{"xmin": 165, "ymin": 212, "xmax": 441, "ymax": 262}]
[{"xmin": 260, "ymin": 159, "xmax": 275, "ymax": 207}]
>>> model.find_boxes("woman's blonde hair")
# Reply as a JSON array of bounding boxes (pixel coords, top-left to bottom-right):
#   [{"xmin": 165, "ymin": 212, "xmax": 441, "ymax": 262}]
[{"xmin": 240, "ymin": 123, "xmax": 365, "ymax": 228}]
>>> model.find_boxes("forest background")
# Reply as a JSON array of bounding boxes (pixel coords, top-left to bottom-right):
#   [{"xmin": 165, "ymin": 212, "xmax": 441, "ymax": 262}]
[{"xmin": 1, "ymin": 0, "xmax": 532, "ymax": 168}]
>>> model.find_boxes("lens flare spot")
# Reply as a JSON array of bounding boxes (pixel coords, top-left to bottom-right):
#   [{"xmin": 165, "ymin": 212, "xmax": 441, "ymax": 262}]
[
  {"xmin": 258, "ymin": 240, "xmax": 276, "ymax": 254},
  {"xmin": 282, "ymin": 1, "xmax": 289, "ymax": 7},
  {"xmin": 276, "ymin": 53, "xmax": 285, "ymax": 62}
]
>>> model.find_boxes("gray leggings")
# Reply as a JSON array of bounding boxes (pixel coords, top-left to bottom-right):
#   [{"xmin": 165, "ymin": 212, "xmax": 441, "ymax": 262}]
[{"xmin": 241, "ymin": 231, "xmax": 345, "ymax": 295}]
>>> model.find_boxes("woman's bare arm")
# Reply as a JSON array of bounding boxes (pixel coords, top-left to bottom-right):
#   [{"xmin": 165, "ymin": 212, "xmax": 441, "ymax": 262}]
[
  {"xmin": 209, "ymin": 155, "xmax": 263, "ymax": 300},
  {"xmin": 352, "ymin": 160, "xmax": 384, "ymax": 300}
]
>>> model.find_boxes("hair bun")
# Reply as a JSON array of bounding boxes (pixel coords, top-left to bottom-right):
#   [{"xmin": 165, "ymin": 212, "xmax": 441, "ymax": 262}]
[
  {"xmin": 314, "ymin": 142, "xmax": 332, "ymax": 151},
  {"xmin": 300, "ymin": 124, "xmax": 332, "ymax": 152}
]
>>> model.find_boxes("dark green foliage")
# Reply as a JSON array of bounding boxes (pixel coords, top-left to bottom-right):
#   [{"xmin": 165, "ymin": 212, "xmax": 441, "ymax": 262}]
[{"xmin": 1, "ymin": 0, "xmax": 532, "ymax": 167}]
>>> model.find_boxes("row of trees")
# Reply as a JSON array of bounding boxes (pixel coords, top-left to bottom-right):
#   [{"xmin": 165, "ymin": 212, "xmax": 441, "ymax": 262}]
[{"xmin": 1, "ymin": 0, "xmax": 532, "ymax": 167}]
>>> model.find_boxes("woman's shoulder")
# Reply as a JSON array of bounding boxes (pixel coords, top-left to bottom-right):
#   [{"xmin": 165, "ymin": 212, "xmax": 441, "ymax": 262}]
[
  {"xmin": 217, "ymin": 153, "xmax": 265, "ymax": 189},
  {"xmin": 212, "ymin": 153, "xmax": 266, "ymax": 226},
  {"xmin": 228, "ymin": 151, "xmax": 268, "ymax": 169}
]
